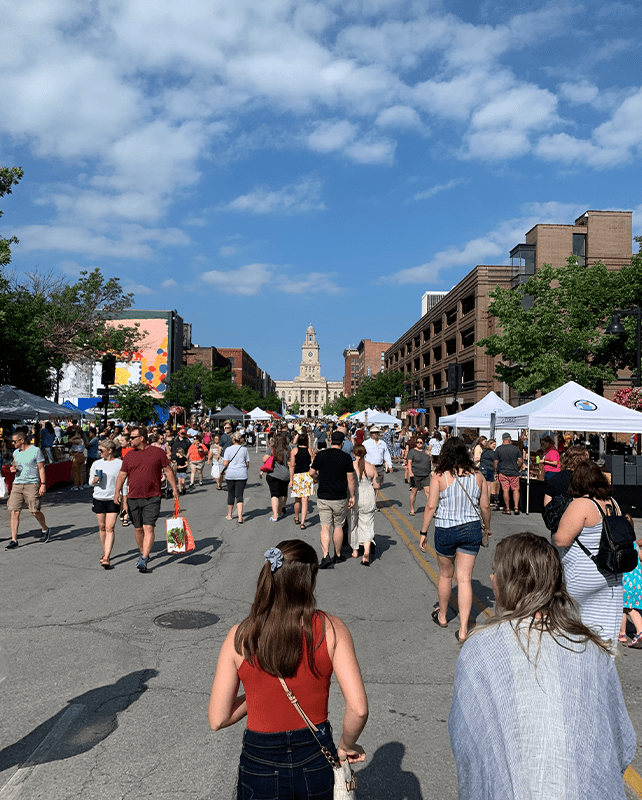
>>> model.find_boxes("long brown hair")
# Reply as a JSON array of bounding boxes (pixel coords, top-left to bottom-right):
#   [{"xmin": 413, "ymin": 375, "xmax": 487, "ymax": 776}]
[
  {"xmin": 560, "ymin": 444, "xmax": 589, "ymax": 471},
  {"xmin": 272, "ymin": 433, "xmax": 289, "ymax": 465},
  {"xmin": 481, "ymin": 532, "xmax": 611, "ymax": 656},
  {"xmin": 435, "ymin": 436, "xmax": 474, "ymax": 476},
  {"xmin": 235, "ymin": 539, "xmax": 322, "ymax": 677},
  {"xmin": 569, "ymin": 460, "xmax": 611, "ymax": 500}
]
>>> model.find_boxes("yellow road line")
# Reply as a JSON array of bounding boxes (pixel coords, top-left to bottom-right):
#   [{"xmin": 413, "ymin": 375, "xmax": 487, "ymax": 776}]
[
  {"xmin": 625, "ymin": 766, "xmax": 642, "ymax": 797},
  {"xmin": 380, "ymin": 491, "xmax": 642, "ymax": 796},
  {"xmin": 378, "ymin": 491, "xmax": 490, "ymax": 619}
]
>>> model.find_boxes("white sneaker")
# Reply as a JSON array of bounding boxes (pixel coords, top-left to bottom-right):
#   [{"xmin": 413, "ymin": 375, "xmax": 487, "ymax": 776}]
[{"xmin": 71, "ymin": 486, "xmax": 79, "ymax": 491}]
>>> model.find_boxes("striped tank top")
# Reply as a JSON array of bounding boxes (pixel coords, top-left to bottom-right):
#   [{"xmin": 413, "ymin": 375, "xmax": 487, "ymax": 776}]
[{"xmin": 435, "ymin": 473, "xmax": 481, "ymax": 529}]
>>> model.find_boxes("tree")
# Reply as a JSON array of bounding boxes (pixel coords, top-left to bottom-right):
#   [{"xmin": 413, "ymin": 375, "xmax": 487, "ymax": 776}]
[
  {"xmin": 165, "ymin": 364, "xmax": 211, "ymax": 410},
  {"xmin": 322, "ymin": 399, "xmax": 333, "ymax": 415},
  {"xmin": 262, "ymin": 393, "xmax": 282, "ymax": 413},
  {"xmin": 0, "ymin": 166, "xmax": 23, "ymax": 267},
  {"xmin": 290, "ymin": 399, "xmax": 301, "ymax": 415},
  {"xmin": 476, "ymin": 255, "xmax": 640, "ymax": 395},
  {"xmin": 115, "ymin": 383, "xmax": 159, "ymax": 424},
  {"xmin": 353, "ymin": 370, "xmax": 406, "ymax": 411}
]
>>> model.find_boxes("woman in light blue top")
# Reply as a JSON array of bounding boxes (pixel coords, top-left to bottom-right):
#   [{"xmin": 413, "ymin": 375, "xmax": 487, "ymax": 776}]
[
  {"xmin": 450, "ymin": 532, "xmax": 634, "ymax": 800},
  {"xmin": 419, "ymin": 437, "xmax": 491, "ymax": 643},
  {"xmin": 223, "ymin": 431, "xmax": 250, "ymax": 524}
]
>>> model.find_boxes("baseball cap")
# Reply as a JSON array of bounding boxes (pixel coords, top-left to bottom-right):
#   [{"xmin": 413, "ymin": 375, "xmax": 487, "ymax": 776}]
[{"xmin": 331, "ymin": 431, "xmax": 345, "ymax": 444}]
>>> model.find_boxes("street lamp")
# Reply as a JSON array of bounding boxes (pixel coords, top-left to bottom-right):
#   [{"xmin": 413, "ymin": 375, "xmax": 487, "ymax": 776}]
[{"xmin": 606, "ymin": 307, "xmax": 642, "ymax": 387}]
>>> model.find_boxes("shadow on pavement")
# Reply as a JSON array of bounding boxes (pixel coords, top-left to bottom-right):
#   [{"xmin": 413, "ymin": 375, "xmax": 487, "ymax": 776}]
[
  {"xmin": 0, "ymin": 669, "xmax": 158, "ymax": 771},
  {"xmin": 355, "ymin": 742, "xmax": 423, "ymax": 800}
]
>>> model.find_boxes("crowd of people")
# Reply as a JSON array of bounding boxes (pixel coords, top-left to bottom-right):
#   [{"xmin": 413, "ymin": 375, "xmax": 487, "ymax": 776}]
[{"xmin": 2, "ymin": 416, "xmax": 640, "ymax": 797}]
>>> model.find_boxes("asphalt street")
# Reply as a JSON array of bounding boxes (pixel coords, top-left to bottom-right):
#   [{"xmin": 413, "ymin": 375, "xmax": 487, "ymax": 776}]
[{"xmin": 1, "ymin": 464, "xmax": 642, "ymax": 799}]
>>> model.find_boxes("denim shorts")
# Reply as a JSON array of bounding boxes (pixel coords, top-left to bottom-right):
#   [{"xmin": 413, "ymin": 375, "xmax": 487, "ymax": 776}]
[
  {"xmin": 481, "ymin": 467, "xmax": 494, "ymax": 482},
  {"xmin": 238, "ymin": 722, "xmax": 337, "ymax": 800},
  {"xmin": 434, "ymin": 520, "xmax": 482, "ymax": 557}
]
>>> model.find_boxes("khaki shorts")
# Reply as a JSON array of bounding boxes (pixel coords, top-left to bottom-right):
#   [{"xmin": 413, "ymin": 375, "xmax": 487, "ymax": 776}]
[
  {"xmin": 7, "ymin": 483, "xmax": 41, "ymax": 512},
  {"xmin": 318, "ymin": 498, "xmax": 348, "ymax": 528}
]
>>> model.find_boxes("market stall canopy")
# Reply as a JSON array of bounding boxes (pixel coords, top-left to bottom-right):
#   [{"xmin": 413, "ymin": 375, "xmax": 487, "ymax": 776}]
[
  {"xmin": 210, "ymin": 403, "xmax": 247, "ymax": 420},
  {"xmin": 0, "ymin": 385, "xmax": 83, "ymax": 420},
  {"xmin": 61, "ymin": 400, "xmax": 89, "ymax": 417},
  {"xmin": 248, "ymin": 407, "xmax": 273, "ymax": 421},
  {"xmin": 367, "ymin": 411, "xmax": 401, "ymax": 426},
  {"xmin": 351, "ymin": 408, "xmax": 378, "ymax": 421},
  {"xmin": 439, "ymin": 391, "xmax": 514, "ymax": 428},
  {"xmin": 494, "ymin": 381, "xmax": 642, "ymax": 434}
]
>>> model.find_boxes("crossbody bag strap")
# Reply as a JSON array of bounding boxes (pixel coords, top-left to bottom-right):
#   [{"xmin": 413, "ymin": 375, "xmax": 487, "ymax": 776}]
[
  {"xmin": 575, "ymin": 499, "xmax": 605, "ymax": 563},
  {"xmin": 277, "ymin": 677, "xmax": 340, "ymax": 769}
]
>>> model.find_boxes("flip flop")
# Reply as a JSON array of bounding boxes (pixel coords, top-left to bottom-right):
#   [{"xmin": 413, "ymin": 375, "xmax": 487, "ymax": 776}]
[
  {"xmin": 455, "ymin": 629, "xmax": 467, "ymax": 644},
  {"xmin": 431, "ymin": 608, "xmax": 448, "ymax": 628}
]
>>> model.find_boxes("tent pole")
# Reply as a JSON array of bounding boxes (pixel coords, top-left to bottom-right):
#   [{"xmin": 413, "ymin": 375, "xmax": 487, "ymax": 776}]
[{"xmin": 526, "ymin": 427, "xmax": 530, "ymax": 515}]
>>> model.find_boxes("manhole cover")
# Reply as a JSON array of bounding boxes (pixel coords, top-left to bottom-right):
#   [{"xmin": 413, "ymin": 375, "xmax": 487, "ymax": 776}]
[{"xmin": 154, "ymin": 611, "xmax": 219, "ymax": 629}]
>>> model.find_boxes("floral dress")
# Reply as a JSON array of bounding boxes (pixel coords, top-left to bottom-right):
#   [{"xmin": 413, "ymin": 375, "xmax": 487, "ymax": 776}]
[{"xmin": 623, "ymin": 544, "xmax": 642, "ymax": 610}]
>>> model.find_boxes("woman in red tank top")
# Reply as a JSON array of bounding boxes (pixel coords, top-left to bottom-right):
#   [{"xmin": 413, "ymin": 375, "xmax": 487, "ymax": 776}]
[{"xmin": 209, "ymin": 539, "xmax": 368, "ymax": 800}]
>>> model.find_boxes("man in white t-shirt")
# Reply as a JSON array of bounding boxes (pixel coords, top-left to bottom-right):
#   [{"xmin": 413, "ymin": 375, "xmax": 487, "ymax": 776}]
[{"xmin": 5, "ymin": 431, "xmax": 50, "ymax": 549}]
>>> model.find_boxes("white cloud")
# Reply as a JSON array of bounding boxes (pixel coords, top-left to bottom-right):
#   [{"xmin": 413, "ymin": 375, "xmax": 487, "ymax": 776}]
[
  {"xmin": 123, "ymin": 282, "xmax": 157, "ymax": 296},
  {"xmin": 161, "ymin": 278, "xmax": 178, "ymax": 289},
  {"xmin": 537, "ymin": 87, "xmax": 642, "ymax": 167},
  {"xmin": 201, "ymin": 263, "xmax": 273, "ymax": 296},
  {"xmin": 385, "ymin": 201, "xmax": 586, "ymax": 284},
  {"xmin": 413, "ymin": 178, "xmax": 468, "ymax": 202},
  {"xmin": 221, "ymin": 177, "xmax": 326, "ymax": 214},
  {"xmin": 375, "ymin": 105, "xmax": 422, "ymax": 129},
  {"xmin": 219, "ymin": 245, "xmax": 237, "ymax": 256},
  {"xmin": 276, "ymin": 272, "xmax": 342, "ymax": 294},
  {"xmin": 307, "ymin": 120, "xmax": 357, "ymax": 153}
]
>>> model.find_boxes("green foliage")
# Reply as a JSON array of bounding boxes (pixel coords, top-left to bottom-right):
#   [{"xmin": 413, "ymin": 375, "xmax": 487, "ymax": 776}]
[
  {"xmin": 115, "ymin": 383, "xmax": 159, "ymax": 424},
  {"xmin": 0, "ymin": 166, "xmax": 23, "ymax": 267},
  {"xmin": 166, "ymin": 364, "xmax": 211, "ymax": 409},
  {"xmin": 322, "ymin": 399, "xmax": 333, "ymax": 415},
  {"xmin": 290, "ymin": 399, "xmax": 301, "ymax": 415},
  {"xmin": 477, "ymin": 255, "xmax": 642, "ymax": 395},
  {"xmin": 327, "ymin": 371, "xmax": 406, "ymax": 415},
  {"xmin": 262, "ymin": 393, "xmax": 282, "ymax": 413},
  {"xmin": 165, "ymin": 364, "xmax": 276, "ymax": 413}
]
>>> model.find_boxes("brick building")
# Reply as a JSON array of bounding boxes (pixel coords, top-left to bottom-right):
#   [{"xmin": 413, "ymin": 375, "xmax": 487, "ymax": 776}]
[
  {"xmin": 217, "ymin": 348, "xmax": 264, "ymax": 394},
  {"xmin": 385, "ymin": 266, "xmax": 512, "ymax": 430},
  {"xmin": 386, "ymin": 209, "xmax": 634, "ymax": 429},
  {"xmin": 343, "ymin": 339, "xmax": 393, "ymax": 396},
  {"xmin": 184, "ymin": 345, "xmax": 232, "ymax": 372}
]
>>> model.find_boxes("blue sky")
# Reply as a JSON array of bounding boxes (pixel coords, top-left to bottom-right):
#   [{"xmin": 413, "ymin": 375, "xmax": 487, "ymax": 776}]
[{"xmin": 2, "ymin": 0, "xmax": 642, "ymax": 384}]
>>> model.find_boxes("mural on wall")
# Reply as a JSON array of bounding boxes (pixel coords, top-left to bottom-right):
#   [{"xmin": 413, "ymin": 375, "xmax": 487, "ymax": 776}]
[{"xmin": 107, "ymin": 318, "xmax": 169, "ymax": 394}]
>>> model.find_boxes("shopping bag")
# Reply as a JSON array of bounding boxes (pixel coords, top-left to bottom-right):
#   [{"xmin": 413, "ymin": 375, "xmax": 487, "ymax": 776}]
[
  {"xmin": 0, "ymin": 476, "xmax": 6, "ymax": 500},
  {"xmin": 260, "ymin": 456, "xmax": 274, "ymax": 473},
  {"xmin": 211, "ymin": 461, "xmax": 221, "ymax": 479},
  {"xmin": 166, "ymin": 500, "xmax": 196, "ymax": 553}
]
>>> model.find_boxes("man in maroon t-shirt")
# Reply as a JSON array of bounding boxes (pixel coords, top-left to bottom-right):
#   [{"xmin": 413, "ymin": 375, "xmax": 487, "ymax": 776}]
[{"xmin": 114, "ymin": 426, "xmax": 179, "ymax": 572}]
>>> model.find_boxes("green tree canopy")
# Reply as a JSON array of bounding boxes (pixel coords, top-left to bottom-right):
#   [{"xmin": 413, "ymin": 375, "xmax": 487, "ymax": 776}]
[
  {"xmin": 327, "ymin": 371, "xmax": 406, "ymax": 415},
  {"xmin": 477, "ymin": 251, "xmax": 642, "ymax": 395},
  {"xmin": 0, "ymin": 166, "xmax": 23, "ymax": 267},
  {"xmin": 114, "ymin": 383, "xmax": 159, "ymax": 424}
]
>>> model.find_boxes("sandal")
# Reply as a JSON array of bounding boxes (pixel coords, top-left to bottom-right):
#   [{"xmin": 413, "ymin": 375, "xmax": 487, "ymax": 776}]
[
  {"xmin": 121, "ymin": 516, "xmax": 130, "ymax": 527},
  {"xmin": 455, "ymin": 629, "xmax": 467, "ymax": 645},
  {"xmin": 431, "ymin": 607, "xmax": 448, "ymax": 628},
  {"xmin": 619, "ymin": 633, "xmax": 629, "ymax": 644},
  {"xmin": 294, "ymin": 518, "xmax": 301, "ymax": 525},
  {"xmin": 300, "ymin": 523, "xmax": 306, "ymax": 530},
  {"xmin": 629, "ymin": 632, "xmax": 642, "ymax": 649},
  {"xmin": 501, "ymin": 510, "xmax": 511, "ymax": 515}
]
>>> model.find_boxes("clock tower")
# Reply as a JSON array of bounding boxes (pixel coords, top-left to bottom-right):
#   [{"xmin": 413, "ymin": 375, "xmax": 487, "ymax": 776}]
[{"xmin": 299, "ymin": 323, "xmax": 320, "ymax": 380}]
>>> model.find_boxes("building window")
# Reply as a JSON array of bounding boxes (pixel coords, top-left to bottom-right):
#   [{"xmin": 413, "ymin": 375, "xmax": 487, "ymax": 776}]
[
  {"xmin": 381, "ymin": 352, "xmax": 385, "ymax": 359},
  {"xmin": 381, "ymin": 365, "xmax": 384, "ymax": 372},
  {"xmin": 445, "ymin": 337, "xmax": 457, "ymax": 356},
  {"xmin": 573, "ymin": 233, "xmax": 586, "ymax": 265},
  {"xmin": 462, "ymin": 360, "xmax": 475, "ymax": 384},
  {"xmin": 433, "ymin": 346, "xmax": 442, "ymax": 362},
  {"xmin": 414, "ymin": 357, "xmax": 420, "ymax": 371},
  {"xmin": 423, "ymin": 328, "xmax": 430, "ymax": 343},
  {"xmin": 414, "ymin": 335, "xmax": 420, "ymax": 348},
  {"xmin": 461, "ymin": 326, "xmax": 475, "ymax": 348},
  {"xmin": 446, "ymin": 308, "xmax": 457, "ymax": 326},
  {"xmin": 433, "ymin": 320, "xmax": 442, "ymax": 335},
  {"xmin": 433, "ymin": 372, "xmax": 442, "ymax": 390},
  {"xmin": 367, "ymin": 367, "xmax": 371, "ymax": 377},
  {"xmin": 461, "ymin": 294, "xmax": 475, "ymax": 315}
]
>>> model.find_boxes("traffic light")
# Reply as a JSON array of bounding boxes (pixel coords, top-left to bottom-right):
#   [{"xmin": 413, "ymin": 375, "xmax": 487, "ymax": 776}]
[
  {"xmin": 193, "ymin": 384, "xmax": 202, "ymax": 402},
  {"xmin": 447, "ymin": 363, "xmax": 463, "ymax": 394},
  {"xmin": 101, "ymin": 354, "xmax": 116, "ymax": 386}
]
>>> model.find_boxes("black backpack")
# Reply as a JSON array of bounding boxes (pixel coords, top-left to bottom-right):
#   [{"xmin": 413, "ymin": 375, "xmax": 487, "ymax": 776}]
[
  {"xmin": 576, "ymin": 499, "xmax": 638, "ymax": 574},
  {"xmin": 542, "ymin": 493, "xmax": 571, "ymax": 535}
]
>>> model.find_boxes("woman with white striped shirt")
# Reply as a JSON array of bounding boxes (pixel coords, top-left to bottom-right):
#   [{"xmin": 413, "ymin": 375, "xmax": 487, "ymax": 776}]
[{"xmin": 419, "ymin": 437, "xmax": 492, "ymax": 643}]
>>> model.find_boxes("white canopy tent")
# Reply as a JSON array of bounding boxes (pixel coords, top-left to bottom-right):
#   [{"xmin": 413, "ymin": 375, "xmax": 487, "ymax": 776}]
[
  {"xmin": 439, "ymin": 391, "xmax": 513, "ymax": 430},
  {"xmin": 367, "ymin": 411, "xmax": 401, "ymax": 427},
  {"xmin": 350, "ymin": 408, "xmax": 378, "ymax": 422},
  {"xmin": 493, "ymin": 380, "xmax": 642, "ymax": 512},
  {"xmin": 247, "ymin": 407, "xmax": 272, "ymax": 421},
  {"xmin": 494, "ymin": 381, "xmax": 642, "ymax": 434}
]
